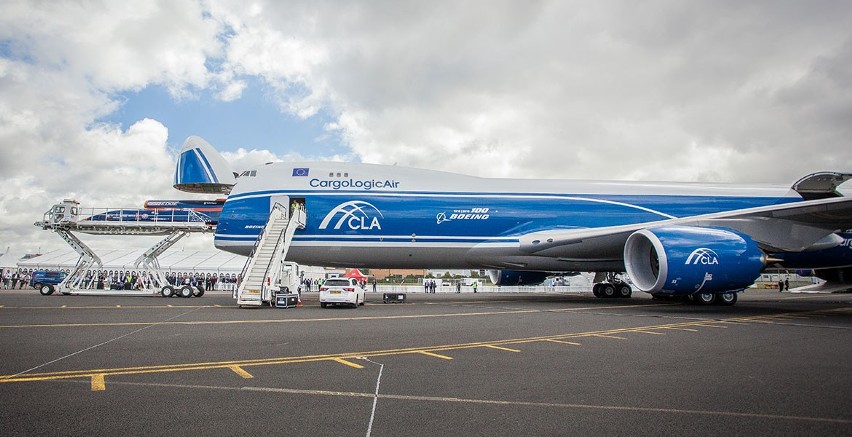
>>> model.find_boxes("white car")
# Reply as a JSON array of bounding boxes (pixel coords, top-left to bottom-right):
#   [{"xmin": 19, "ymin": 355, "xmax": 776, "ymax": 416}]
[{"xmin": 320, "ymin": 278, "xmax": 366, "ymax": 308}]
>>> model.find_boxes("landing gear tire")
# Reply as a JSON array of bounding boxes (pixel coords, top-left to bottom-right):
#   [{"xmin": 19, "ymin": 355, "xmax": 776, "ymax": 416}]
[
  {"xmin": 352, "ymin": 297, "xmax": 359, "ymax": 308},
  {"xmin": 601, "ymin": 284, "xmax": 616, "ymax": 298},
  {"xmin": 617, "ymin": 285, "xmax": 632, "ymax": 298},
  {"xmin": 179, "ymin": 286, "xmax": 193, "ymax": 298},
  {"xmin": 717, "ymin": 292, "xmax": 737, "ymax": 306},
  {"xmin": 161, "ymin": 286, "xmax": 174, "ymax": 298},
  {"xmin": 592, "ymin": 284, "xmax": 602, "ymax": 297},
  {"xmin": 192, "ymin": 287, "xmax": 204, "ymax": 297},
  {"xmin": 694, "ymin": 292, "xmax": 716, "ymax": 305},
  {"xmin": 40, "ymin": 284, "xmax": 54, "ymax": 296}
]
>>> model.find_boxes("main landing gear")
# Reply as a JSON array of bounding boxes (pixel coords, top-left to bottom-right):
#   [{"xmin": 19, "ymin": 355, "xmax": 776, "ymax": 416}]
[
  {"xmin": 651, "ymin": 291, "xmax": 739, "ymax": 306},
  {"xmin": 592, "ymin": 273, "xmax": 632, "ymax": 299}
]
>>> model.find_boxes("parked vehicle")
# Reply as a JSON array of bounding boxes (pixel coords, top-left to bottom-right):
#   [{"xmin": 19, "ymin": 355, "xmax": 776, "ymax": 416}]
[
  {"xmin": 31, "ymin": 270, "xmax": 67, "ymax": 295},
  {"xmin": 319, "ymin": 277, "xmax": 365, "ymax": 308}
]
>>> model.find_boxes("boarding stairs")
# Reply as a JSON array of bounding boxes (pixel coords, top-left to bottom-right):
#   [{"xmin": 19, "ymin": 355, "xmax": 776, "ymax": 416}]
[{"xmin": 236, "ymin": 203, "xmax": 306, "ymax": 307}]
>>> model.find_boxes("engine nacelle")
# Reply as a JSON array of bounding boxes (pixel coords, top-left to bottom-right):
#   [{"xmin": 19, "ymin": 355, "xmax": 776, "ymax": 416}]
[
  {"xmin": 624, "ymin": 226, "xmax": 764, "ymax": 295},
  {"xmin": 487, "ymin": 270, "xmax": 549, "ymax": 286}
]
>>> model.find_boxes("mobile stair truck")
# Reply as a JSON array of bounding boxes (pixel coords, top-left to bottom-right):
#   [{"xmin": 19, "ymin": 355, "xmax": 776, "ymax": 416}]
[{"xmin": 34, "ymin": 199, "xmax": 215, "ymax": 297}]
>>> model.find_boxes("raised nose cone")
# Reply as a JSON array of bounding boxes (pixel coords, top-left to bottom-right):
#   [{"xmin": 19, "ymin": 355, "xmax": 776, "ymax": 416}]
[{"xmin": 174, "ymin": 136, "xmax": 236, "ymax": 194}]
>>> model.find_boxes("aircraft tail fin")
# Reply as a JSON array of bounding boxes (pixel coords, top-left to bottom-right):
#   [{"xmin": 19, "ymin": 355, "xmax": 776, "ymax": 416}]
[{"xmin": 174, "ymin": 136, "xmax": 236, "ymax": 194}]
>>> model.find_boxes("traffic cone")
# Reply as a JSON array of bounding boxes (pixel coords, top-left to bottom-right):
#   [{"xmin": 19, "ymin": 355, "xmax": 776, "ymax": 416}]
[{"xmin": 297, "ymin": 295, "xmax": 303, "ymax": 307}]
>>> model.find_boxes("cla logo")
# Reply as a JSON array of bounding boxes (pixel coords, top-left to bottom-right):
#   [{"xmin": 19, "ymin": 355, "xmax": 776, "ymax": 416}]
[
  {"xmin": 685, "ymin": 248, "xmax": 720, "ymax": 265},
  {"xmin": 319, "ymin": 201, "xmax": 384, "ymax": 231}
]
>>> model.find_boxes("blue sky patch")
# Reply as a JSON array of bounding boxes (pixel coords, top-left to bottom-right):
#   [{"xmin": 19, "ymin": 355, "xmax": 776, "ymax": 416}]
[{"xmin": 99, "ymin": 78, "xmax": 347, "ymax": 158}]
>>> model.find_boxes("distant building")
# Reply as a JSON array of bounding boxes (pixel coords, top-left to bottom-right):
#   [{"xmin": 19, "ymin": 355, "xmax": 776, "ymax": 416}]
[{"xmin": 370, "ymin": 269, "xmax": 428, "ymax": 280}]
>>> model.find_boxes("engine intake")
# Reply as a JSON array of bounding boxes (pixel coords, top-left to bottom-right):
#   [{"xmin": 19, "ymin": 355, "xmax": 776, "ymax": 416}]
[{"xmin": 624, "ymin": 226, "xmax": 764, "ymax": 295}]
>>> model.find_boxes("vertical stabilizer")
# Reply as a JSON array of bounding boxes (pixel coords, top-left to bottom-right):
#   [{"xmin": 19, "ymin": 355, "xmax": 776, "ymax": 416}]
[{"xmin": 174, "ymin": 136, "xmax": 236, "ymax": 194}]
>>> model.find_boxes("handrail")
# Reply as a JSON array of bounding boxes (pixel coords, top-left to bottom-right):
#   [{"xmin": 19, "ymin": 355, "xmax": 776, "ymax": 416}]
[
  {"xmin": 262, "ymin": 205, "xmax": 305, "ymax": 295},
  {"xmin": 236, "ymin": 203, "xmax": 287, "ymax": 297}
]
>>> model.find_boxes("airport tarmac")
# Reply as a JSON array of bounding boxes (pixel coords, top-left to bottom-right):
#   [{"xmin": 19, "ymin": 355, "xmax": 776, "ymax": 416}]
[{"xmin": 1, "ymin": 289, "xmax": 850, "ymax": 436}]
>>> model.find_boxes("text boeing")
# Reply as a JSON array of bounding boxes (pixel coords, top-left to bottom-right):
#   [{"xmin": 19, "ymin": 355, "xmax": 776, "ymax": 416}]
[{"xmin": 309, "ymin": 178, "xmax": 400, "ymax": 190}]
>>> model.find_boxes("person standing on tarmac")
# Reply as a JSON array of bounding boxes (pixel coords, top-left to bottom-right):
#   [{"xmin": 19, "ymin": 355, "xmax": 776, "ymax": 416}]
[
  {"xmin": 456, "ymin": 282, "xmax": 461, "ymax": 293},
  {"xmin": 472, "ymin": 281, "xmax": 478, "ymax": 293}
]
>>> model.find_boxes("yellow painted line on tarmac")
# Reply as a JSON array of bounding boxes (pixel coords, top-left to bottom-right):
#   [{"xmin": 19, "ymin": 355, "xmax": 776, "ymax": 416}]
[
  {"xmin": 696, "ymin": 323, "xmax": 728, "ymax": 329},
  {"xmin": 718, "ymin": 320, "xmax": 749, "ymax": 325},
  {"xmin": 0, "ymin": 311, "xmax": 842, "ymax": 388},
  {"xmin": 228, "ymin": 365, "xmax": 253, "ymax": 379},
  {"xmin": 633, "ymin": 330, "xmax": 664, "ymax": 335},
  {"xmin": 545, "ymin": 339, "xmax": 581, "ymax": 346},
  {"xmin": 331, "ymin": 358, "xmax": 365, "ymax": 369},
  {"xmin": 482, "ymin": 344, "xmax": 521, "ymax": 353},
  {"xmin": 418, "ymin": 351, "xmax": 453, "ymax": 360},
  {"xmin": 0, "ymin": 302, "xmax": 676, "ymax": 330},
  {"xmin": 590, "ymin": 334, "xmax": 627, "ymax": 340},
  {"xmin": 659, "ymin": 326, "xmax": 698, "ymax": 332},
  {"xmin": 91, "ymin": 374, "xmax": 105, "ymax": 391}
]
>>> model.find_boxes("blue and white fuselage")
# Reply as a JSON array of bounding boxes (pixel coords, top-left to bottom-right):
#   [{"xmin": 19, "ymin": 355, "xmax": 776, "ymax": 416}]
[
  {"xmin": 174, "ymin": 136, "xmax": 852, "ymax": 298},
  {"xmin": 215, "ymin": 162, "xmax": 798, "ymax": 269}
]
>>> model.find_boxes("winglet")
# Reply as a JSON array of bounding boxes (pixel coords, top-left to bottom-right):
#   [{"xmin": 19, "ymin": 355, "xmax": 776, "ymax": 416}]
[
  {"xmin": 174, "ymin": 136, "xmax": 236, "ymax": 194},
  {"xmin": 792, "ymin": 172, "xmax": 852, "ymax": 200}
]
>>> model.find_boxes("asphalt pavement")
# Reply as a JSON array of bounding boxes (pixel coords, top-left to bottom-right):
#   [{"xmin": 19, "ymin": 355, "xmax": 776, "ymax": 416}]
[{"xmin": 1, "ymin": 289, "xmax": 850, "ymax": 436}]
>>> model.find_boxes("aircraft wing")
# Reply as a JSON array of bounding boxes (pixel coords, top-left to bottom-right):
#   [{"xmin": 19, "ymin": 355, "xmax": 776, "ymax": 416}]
[{"xmin": 519, "ymin": 196, "xmax": 852, "ymax": 259}]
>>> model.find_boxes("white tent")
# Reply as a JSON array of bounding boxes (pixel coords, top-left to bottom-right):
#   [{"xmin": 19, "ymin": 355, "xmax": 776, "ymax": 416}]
[{"xmin": 16, "ymin": 248, "xmax": 247, "ymax": 275}]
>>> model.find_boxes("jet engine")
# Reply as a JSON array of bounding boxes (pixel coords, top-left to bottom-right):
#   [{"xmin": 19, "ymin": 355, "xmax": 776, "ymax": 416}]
[
  {"xmin": 623, "ymin": 226, "xmax": 764, "ymax": 295},
  {"xmin": 487, "ymin": 270, "xmax": 550, "ymax": 286}
]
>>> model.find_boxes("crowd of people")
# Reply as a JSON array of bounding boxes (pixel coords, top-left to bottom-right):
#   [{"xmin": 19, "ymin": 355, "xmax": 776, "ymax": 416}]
[
  {"xmin": 1, "ymin": 268, "xmax": 33, "ymax": 289},
  {"xmin": 0, "ymin": 267, "xmax": 246, "ymax": 291}
]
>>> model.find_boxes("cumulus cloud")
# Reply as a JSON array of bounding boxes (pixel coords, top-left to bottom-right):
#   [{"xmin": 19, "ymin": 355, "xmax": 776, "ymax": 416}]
[
  {"xmin": 2, "ymin": 0, "xmax": 852, "ymax": 256},
  {"xmin": 209, "ymin": 0, "xmax": 852, "ymax": 183}
]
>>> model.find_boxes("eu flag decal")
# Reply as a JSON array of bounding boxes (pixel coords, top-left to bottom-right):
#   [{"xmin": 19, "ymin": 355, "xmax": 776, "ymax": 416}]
[{"xmin": 292, "ymin": 167, "xmax": 310, "ymax": 177}]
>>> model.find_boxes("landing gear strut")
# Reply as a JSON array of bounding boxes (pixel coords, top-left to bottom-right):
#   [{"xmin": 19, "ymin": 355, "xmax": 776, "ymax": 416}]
[{"xmin": 592, "ymin": 273, "xmax": 632, "ymax": 299}]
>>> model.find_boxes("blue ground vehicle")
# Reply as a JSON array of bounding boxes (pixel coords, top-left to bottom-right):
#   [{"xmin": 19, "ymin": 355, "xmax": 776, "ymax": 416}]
[{"xmin": 31, "ymin": 270, "xmax": 67, "ymax": 295}]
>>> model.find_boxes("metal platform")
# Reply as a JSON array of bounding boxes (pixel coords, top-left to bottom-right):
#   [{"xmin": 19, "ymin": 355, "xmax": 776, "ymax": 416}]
[{"xmin": 35, "ymin": 199, "xmax": 216, "ymax": 297}]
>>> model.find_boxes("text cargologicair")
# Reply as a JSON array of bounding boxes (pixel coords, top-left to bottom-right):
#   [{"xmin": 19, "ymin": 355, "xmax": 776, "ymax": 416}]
[{"xmin": 309, "ymin": 178, "xmax": 400, "ymax": 190}]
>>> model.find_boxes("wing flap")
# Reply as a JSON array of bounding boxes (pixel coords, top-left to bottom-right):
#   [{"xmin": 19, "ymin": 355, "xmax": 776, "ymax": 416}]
[{"xmin": 792, "ymin": 172, "xmax": 852, "ymax": 200}]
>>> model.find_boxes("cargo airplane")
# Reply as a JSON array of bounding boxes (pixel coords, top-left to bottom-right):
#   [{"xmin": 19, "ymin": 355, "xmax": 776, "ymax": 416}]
[{"xmin": 174, "ymin": 136, "xmax": 852, "ymax": 305}]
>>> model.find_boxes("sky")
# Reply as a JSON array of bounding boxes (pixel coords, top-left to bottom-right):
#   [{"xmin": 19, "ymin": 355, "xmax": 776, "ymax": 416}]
[{"xmin": 1, "ymin": 0, "xmax": 851, "ymax": 257}]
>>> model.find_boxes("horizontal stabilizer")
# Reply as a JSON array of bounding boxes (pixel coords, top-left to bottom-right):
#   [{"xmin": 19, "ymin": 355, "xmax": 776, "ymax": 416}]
[{"xmin": 174, "ymin": 136, "xmax": 236, "ymax": 194}]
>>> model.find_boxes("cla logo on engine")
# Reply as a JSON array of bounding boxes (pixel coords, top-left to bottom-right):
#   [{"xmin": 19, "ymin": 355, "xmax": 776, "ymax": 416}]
[
  {"xmin": 685, "ymin": 248, "xmax": 720, "ymax": 265},
  {"xmin": 319, "ymin": 200, "xmax": 384, "ymax": 231}
]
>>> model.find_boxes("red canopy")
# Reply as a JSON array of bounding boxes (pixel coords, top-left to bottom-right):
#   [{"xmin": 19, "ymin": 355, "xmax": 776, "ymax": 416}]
[{"xmin": 344, "ymin": 269, "xmax": 367, "ymax": 280}]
